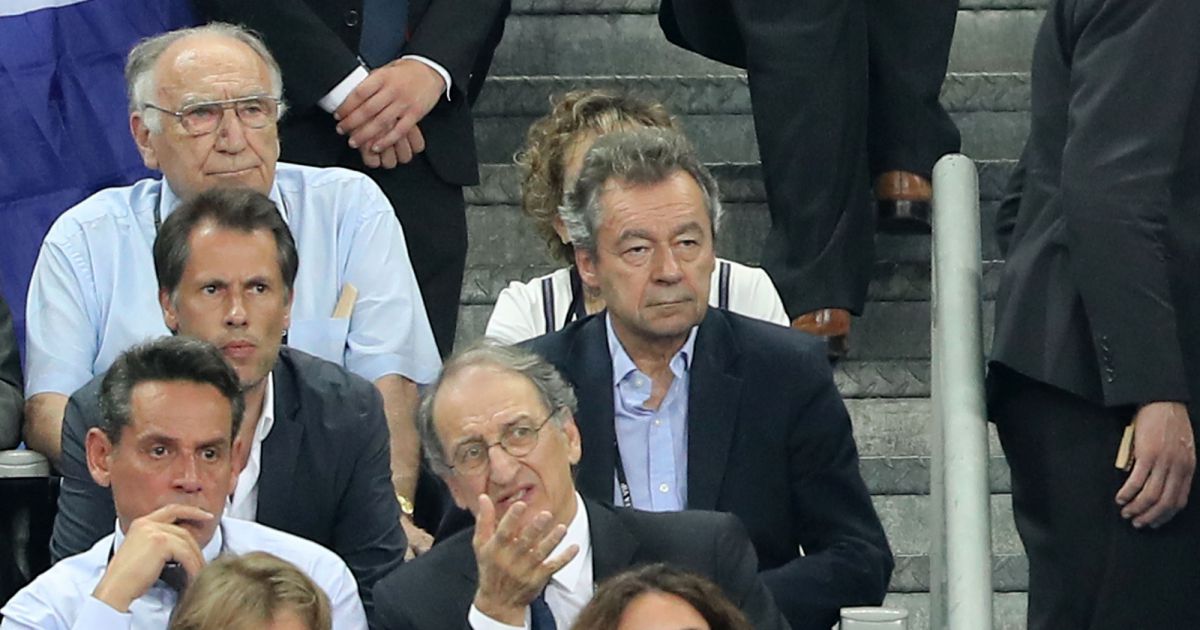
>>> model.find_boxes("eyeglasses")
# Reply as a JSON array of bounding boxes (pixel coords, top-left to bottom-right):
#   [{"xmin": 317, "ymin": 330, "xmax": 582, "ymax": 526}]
[
  {"xmin": 142, "ymin": 95, "xmax": 281, "ymax": 136},
  {"xmin": 448, "ymin": 409, "xmax": 561, "ymax": 476}
]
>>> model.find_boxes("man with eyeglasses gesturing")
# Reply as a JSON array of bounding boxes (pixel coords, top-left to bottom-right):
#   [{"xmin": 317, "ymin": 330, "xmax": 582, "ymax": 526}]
[
  {"xmin": 22, "ymin": 23, "xmax": 442, "ymax": 552},
  {"xmin": 369, "ymin": 341, "xmax": 787, "ymax": 630}
]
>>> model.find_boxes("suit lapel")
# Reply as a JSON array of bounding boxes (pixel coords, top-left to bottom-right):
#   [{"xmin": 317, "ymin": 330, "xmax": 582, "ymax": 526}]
[
  {"xmin": 570, "ymin": 316, "xmax": 618, "ymax": 504},
  {"xmin": 255, "ymin": 351, "xmax": 304, "ymax": 529},
  {"xmin": 584, "ymin": 499, "xmax": 638, "ymax": 582},
  {"xmin": 685, "ymin": 310, "xmax": 743, "ymax": 510}
]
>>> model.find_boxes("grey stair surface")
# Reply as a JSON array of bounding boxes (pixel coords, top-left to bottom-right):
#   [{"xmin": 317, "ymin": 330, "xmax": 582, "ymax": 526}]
[{"xmin": 462, "ymin": 2, "xmax": 1039, "ymax": 627}]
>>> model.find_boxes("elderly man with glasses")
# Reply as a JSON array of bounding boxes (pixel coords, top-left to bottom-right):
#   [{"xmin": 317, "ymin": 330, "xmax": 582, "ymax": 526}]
[
  {"xmin": 22, "ymin": 23, "xmax": 442, "ymax": 553},
  {"xmin": 369, "ymin": 341, "xmax": 788, "ymax": 630}
]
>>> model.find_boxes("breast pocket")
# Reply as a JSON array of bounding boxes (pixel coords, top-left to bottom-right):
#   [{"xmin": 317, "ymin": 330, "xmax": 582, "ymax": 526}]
[{"xmin": 287, "ymin": 317, "xmax": 351, "ymax": 365}]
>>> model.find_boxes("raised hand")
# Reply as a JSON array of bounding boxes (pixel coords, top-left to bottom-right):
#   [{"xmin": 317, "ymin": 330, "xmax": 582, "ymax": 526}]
[
  {"xmin": 471, "ymin": 495, "xmax": 579, "ymax": 625},
  {"xmin": 91, "ymin": 504, "xmax": 212, "ymax": 611}
]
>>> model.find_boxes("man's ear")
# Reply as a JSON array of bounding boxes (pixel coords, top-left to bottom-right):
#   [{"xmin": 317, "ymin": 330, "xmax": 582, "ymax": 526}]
[
  {"xmin": 85, "ymin": 428, "xmax": 116, "ymax": 488},
  {"xmin": 130, "ymin": 112, "xmax": 160, "ymax": 171},
  {"xmin": 561, "ymin": 412, "xmax": 582, "ymax": 467},
  {"xmin": 575, "ymin": 247, "xmax": 600, "ymax": 290},
  {"xmin": 159, "ymin": 288, "xmax": 179, "ymax": 333}
]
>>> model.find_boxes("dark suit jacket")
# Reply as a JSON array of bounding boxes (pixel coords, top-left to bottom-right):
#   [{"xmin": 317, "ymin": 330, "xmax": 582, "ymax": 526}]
[
  {"xmin": 989, "ymin": 0, "xmax": 1200, "ymax": 409},
  {"xmin": 192, "ymin": 0, "xmax": 509, "ymax": 187},
  {"xmin": 371, "ymin": 498, "xmax": 788, "ymax": 630},
  {"xmin": 658, "ymin": 0, "xmax": 746, "ymax": 69},
  {"xmin": 51, "ymin": 347, "xmax": 406, "ymax": 615},
  {"xmin": 0, "ymin": 292, "xmax": 21, "ymax": 450},
  {"xmin": 524, "ymin": 310, "xmax": 892, "ymax": 630}
]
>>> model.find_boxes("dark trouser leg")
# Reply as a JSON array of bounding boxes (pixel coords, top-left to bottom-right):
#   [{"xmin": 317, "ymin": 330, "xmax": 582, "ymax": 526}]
[
  {"xmin": 866, "ymin": 0, "xmax": 961, "ymax": 177},
  {"xmin": 991, "ymin": 367, "xmax": 1200, "ymax": 630},
  {"xmin": 733, "ymin": 0, "xmax": 873, "ymax": 317},
  {"xmin": 352, "ymin": 153, "xmax": 467, "ymax": 358}
]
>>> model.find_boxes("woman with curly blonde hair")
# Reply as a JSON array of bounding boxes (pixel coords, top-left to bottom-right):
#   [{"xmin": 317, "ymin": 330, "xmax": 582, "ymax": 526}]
[
  {"xmin": 168, "ymin": 552, "xmax": 332, "ymax": 630},
  {"xmin": 486, "ymin": 89, "xmax": 787, "ymax": 343}
]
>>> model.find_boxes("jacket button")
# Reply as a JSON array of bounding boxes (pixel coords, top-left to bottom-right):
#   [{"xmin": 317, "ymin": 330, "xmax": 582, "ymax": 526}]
[{"xmin": 344, "ymin": 10, "xmax": 360, "ymax": 27}]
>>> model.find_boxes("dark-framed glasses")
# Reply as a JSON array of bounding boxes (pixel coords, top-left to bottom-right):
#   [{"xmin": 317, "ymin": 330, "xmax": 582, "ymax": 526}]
[
  {"xmin": 449, "ymin": 408, "xmax": 562, "ymax": 476},
  {"xmin": 143, "ymin": 95, "xmax": 281, "ymax": 136}
]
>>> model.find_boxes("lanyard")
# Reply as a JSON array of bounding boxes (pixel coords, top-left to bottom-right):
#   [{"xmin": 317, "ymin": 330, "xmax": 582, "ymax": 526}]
[
  {"xmin": 563, "ymin": 266, "xmax": 589, "ymax": 329},
  {"xmin": 614, "ymin": 439, "xmax": 633, "ymax": 508}
]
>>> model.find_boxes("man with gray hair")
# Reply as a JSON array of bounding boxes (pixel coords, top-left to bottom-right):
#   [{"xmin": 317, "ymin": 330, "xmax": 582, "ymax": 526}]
[
  {"xmin": 22, "ymin": 23, "xmax": 442, "ymax": 548},
  {"xmin": 525, "ymin": 127, "xmax": 893, "ymax": 630},
  {"xmin": 370, "ymin": 340, "xmax": 787, "ymax": 630}
]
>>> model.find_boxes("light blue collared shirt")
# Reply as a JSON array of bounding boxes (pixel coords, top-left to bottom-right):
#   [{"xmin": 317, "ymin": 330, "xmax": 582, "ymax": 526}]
[
  {"xmin": 0, "ymin": 517, "xmax": 367, "ymax": 630},
  {"xmin": 606, "ymin": 315, "xmax": 697, "ymax": 512},
  {"xmin": 25, "ymin": 162, "xmax": 441, "ymax": 398}
]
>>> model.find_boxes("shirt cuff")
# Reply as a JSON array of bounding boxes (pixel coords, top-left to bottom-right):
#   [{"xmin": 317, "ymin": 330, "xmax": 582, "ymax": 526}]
[
  {"xmin": 468, "ymin": 604, "xmax": 528, "ymax": 630},
  {"xmin": 400, "ymin": 55, "xmax": 453, "ymax": 101},
  {"xmin": 74, "ymin": 596, "xmax": 134, "ymax": 629},
  {"xmin": 318, "ymin": 65, "xmax": 371, "ymax": 113}
]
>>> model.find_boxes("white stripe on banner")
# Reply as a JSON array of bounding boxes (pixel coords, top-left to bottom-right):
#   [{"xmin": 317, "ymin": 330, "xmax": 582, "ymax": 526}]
[{"xmin": 0, "ymin": 0, "xmax": 91, "ymax": 18}]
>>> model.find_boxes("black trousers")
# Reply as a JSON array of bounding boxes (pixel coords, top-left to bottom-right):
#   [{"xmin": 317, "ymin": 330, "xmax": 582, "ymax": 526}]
[
  {"xmin": 736, "ymin": 0, "xmax": 960, "ymax": 316},
  {"xmin": 991, "ymin": 367, "xmax": 1200, "ymax": 630}
]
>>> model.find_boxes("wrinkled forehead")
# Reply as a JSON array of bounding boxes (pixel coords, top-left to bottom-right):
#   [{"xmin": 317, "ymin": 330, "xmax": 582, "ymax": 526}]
[
  {"xmin": 433, "ymin": 366, "xmax": 549, "ymax": 440},
  {"xmin": 154, "ymin": 34, "xmax": 272, "ymax": 104}
]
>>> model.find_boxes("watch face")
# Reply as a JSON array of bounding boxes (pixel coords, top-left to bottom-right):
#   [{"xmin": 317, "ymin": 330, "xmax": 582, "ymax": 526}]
[{"xmin": 397, "ymin": 494, "xmax": 415, "ymax": 516}]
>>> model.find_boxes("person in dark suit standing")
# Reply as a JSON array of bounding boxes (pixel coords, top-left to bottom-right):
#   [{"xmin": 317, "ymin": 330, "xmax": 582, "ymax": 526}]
[
  {"xmin": 0, "ymin": 290, "xmax": 21, "ymax": 450},
  {"xmin": 50, "ymin": 188, "xmax": 406, "ymax": 618},
  {"xmin": 523, "ymin": 128, "xmax": 892, "ymax": 630},
  {"xmin": 192, "ymin": 0, "xmax": 511, "ymax": 359},
  {"xmin": 988, "ymin": 1, "xmax": 1200, "ymax": 628},
  {"xmin": 658, "ymin": 0, "xmax": 960, "ymax": 355},
  {"xmin": 370, "ymin": 341, "xmax": 787, "ymax": 630}
]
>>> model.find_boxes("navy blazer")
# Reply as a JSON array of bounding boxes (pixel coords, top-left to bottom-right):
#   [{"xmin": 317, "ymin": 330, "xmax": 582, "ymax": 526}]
[
  {"xmin": 525, "ymin": 309, "xmax": 893, "ymax": 630},
  {"xmin": 371, "ymin": 498, "xmax": 788, "ymax": 630},
  {"xmin": 51, "ymin": 347, "xmax": 406, "ymax": 616}
]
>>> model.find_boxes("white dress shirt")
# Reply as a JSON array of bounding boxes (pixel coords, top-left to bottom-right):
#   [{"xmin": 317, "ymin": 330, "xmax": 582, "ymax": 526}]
[
  {"xmin": 468, "ymin": 493, "xmax": 595, "ymax": 630},
  {"xmin": 226, "ymin": 374, "xmax": 276, "ymax": 521},
  {"xmin": 317, "ymin": 57, "xmax": 453, "ymax": 114},
  {"xmin": 0, "ymin": 517, "xmax": 368, "ymax": 630}
]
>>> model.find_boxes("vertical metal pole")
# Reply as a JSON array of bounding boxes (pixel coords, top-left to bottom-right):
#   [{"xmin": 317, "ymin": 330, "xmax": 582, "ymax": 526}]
[{"xmin": 930, "ymin": 154, "xmax": 993, "ymax": 630}]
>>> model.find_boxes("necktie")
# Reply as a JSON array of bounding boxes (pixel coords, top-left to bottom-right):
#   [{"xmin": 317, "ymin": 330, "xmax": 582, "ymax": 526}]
[
  {"xmin": 359, "ymin": 0, "xmax": 409, "ymax": 69},
  {"xmin": 530, "ymin": 589, "xmax": 557, "ymax": 630}
]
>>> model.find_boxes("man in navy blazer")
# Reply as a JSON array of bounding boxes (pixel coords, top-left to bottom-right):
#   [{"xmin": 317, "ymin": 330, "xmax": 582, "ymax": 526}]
[
  {"xmin": 522, "ymin": 128, "xmax": 892, "ymax": 630},
  {"xmin": 50, "ymin": 188, "xmax": 406, "ymax": 616}
]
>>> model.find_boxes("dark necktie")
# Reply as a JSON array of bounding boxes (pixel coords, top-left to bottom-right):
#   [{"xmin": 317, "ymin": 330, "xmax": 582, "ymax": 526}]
[
  {"xmin": 530, "ymin": 589, "xmax": 557, "ymax": 630},
  {"xmin": 359, "ymin": 0, "xmax": 409, "ymax": 69}
]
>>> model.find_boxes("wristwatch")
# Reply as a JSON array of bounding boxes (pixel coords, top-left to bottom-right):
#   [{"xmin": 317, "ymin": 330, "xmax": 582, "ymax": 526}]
[{"xmin": 396, "ymin": 493, "xmax": 415, "ymax": 518}]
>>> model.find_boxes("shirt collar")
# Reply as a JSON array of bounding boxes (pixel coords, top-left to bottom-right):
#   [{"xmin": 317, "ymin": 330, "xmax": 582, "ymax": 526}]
[
  {"xmin": 159, "ymin": 177, "xmax": 288, "ymax": 225},
  {"xmin": 112, "ymin": 517, "xmax": 225, "ymax": 563},
  {"xmin": 251, "ymin": 373, "xmax": 276, "ymax": 447},
  {"xmin": 605, "ymin": 313, "xmax": 697, "ymax": 387},
  {"xmin": 549, "ymin": 492, "xmax": 591, "ymax": 590}
]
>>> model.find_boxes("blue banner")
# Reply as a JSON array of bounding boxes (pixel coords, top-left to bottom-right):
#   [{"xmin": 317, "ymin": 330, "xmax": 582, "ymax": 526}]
[{"xmin": 0, "ymin": 0, "xmax": 197, "ymax": 359}]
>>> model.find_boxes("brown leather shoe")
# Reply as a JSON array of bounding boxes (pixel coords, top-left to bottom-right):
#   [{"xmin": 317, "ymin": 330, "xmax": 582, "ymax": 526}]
[
  {"xmin": 791, "ymin": 308, "xmax": 851, "ymax": 358},
  {"xmin": 875, "ymin": 171, "xmax": 932, "ymax": 234}
]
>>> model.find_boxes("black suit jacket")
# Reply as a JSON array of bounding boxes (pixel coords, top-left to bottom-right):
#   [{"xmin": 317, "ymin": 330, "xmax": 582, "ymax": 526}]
[
  {"xmin": 51, "ymin": 347, "xmax": 406, "ymax": 615},
  {"xmin": 371, "ymin": 499, "xmax": 788, "ymax": 630},
  {"xmin": 989, "ymin": 0, "xmax": 1200, "ymax": 409},
  {"xmin": 0, "ymin": 291, "xmax": 21, "ymax": 450},
  {"xmin": 658, "ymin": 0, "xmax": 746, "ymax": 69},
  {"xmin": 523, "ymin": 310, "xmax": 892, "ymax": 630},
  {"xmin": 192, "ymin": 0, "xmax": 509, "ymax": 187}
]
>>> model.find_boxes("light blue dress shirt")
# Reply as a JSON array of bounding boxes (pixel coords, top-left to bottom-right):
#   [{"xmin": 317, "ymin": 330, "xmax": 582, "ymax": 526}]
[
  {"xmin": 25, "ymin": 162, "xmax": 441, "ymax": 398},
  {"xmin": 606, "ymin": 315, "xmax": 697, "ymax": 512},
  {"xmin": 0, "ymin": 517, "xmax": 367, "ymax": 630}
]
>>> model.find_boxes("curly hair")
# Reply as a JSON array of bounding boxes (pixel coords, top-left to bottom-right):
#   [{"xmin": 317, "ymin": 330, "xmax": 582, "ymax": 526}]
[
  {"xmin": 515, "ymin": 89, "xmax": 679, "ymax": 264},
  {"xmin": 571, "ymin": 563, "xmax": 752, "ymax": 630}
]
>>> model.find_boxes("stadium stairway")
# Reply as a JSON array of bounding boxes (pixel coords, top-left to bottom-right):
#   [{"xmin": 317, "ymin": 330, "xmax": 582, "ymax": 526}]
[{"xmin": 459, "ymin": 2, "xmax": 1046, "ymax": 627}]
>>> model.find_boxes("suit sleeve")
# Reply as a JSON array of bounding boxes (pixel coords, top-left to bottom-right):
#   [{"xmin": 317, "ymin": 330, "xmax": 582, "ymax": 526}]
[
  {"xmin": 192, "ymin": 1, "xmax": 361, "ymax": 111},
  {"xmin": 335, "ymin": 381, "xmax": 409, "ymax": 619},
  {"xmin": 1058, "ymin": 0, "xmax": 1200, "ymax": 406},
  {"xmin": 710, "ymin": 513, "xmax": 790, "ymax": 630},
  {"xmin": 763, "ymin": 351, "xmax": 893, "ymax": 630},
  {"xmin": 50, "ymin": 382, "xmax": 118, "ymax": 561},
  {"xmin": 403, "ymin": 0, "xmax": 509, "ymax": 101},
  {"xmin": 0, "ymin": 292, "xmax": 22, "ymax": 449},
  {"xmin": 994, "ymin": 143, "xmax": 1027, "ymax": 259}
]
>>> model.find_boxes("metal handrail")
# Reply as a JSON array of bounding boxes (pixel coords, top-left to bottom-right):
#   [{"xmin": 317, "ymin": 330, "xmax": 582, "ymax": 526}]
[{"xmin": 928, "ymin": 154, "xmax": 993, "ymax": 630}]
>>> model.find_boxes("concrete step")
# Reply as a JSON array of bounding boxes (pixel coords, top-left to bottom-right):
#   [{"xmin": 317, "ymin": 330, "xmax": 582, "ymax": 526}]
[
  {"xmin": 489, "ymin": 9, "xmax": 1044, "ymax": 76},
  {"xmin": 510, "ymin": 0, "xmax": 1049, "ymax": 14},
  {"xmin": 883, "ymin": 592, "xmax": 1027, "ymax": 630},
  {"xmin": 875, "ymin": 493, "xmax": 1024, "ymax": 591},
  {"xmin": 848, "ymin": 398, "xmax": 1009, "ymax": 494}
]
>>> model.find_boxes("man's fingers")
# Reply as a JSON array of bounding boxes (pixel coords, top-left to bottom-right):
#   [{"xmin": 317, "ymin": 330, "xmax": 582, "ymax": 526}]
[
  {"xmin": 347, "ymin": 100, "xmax": 408, "ymax": 149},
  {"xmin": 379, "ymin": 145, "xmax": 399, "ymax": 170},
  {"xmin": 359, "ymin": 147, "xmax": 382, "ymax": 169},
  {"xmin": 540, "ymin": 543, "xmax": 580, "ymax": 578},
  {"xmin": 142, "ymin": 504, "xmax": 215, "ymax": 526},
  {"xmin": 474, "ymin": 494, "xmax": 498, "ymax": 545},
  {"xmin": 394, "ymin": 138, "xmax": 414, "ymax": 165},
  {"xmin": 335, "ymin": 74, "xmax": 385, "ymax": 124},
  {"xmin": 529, "ymin": 522, "xmax": 568, "ymax": 561},
  {"xmin": 492, "ymin": 501, "xmax": 528, "ymax": 544},
  {"xmin": 406, "ymin": 124, "xmax": 426, "ymax": 155},
  {"xmin": 1123, "ymin": 464, "xmax": 1166, "ymax": 522},
  {"xmin": 1116, "ymin": 457, "xmax": 1151, "ymax": 506}
]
